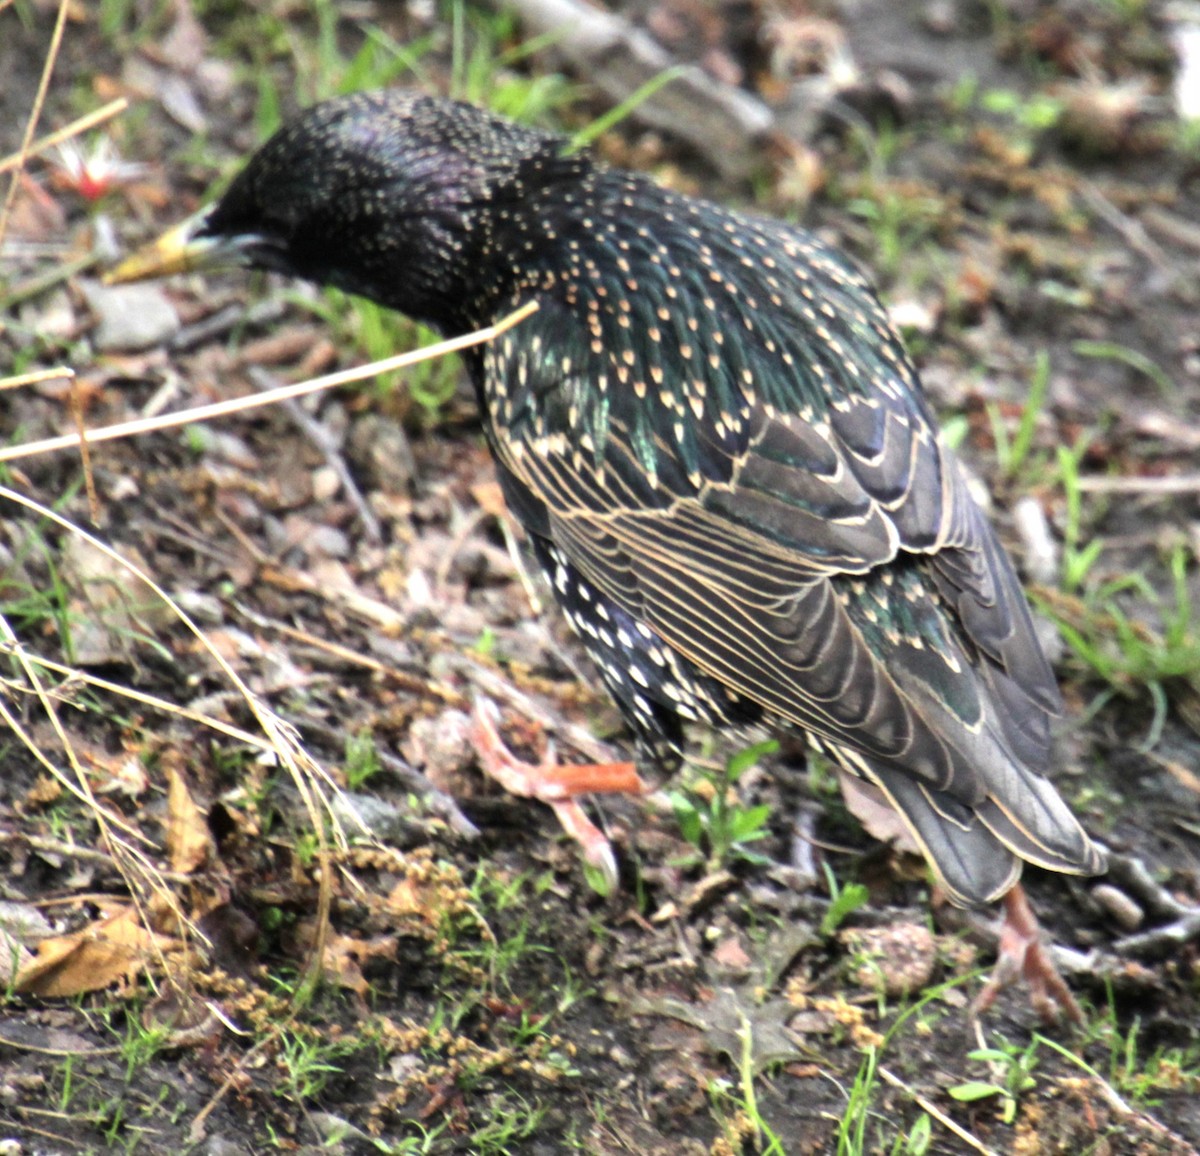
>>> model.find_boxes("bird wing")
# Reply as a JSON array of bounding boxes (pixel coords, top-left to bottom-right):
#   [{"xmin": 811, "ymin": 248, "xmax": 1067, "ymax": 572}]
[{"xmin": 481, "ymin": 206, "xmax": 1099, "ymax": 897}]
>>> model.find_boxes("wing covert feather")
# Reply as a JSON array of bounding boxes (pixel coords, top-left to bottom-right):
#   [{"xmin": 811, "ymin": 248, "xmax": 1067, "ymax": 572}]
[{"xmin": 479, "ymin": 198, "xmax": 1098, "ymax": 899}]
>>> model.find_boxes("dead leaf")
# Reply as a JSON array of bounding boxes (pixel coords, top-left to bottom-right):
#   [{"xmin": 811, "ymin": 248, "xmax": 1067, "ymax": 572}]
[
  {"xmin": 711, "ymin": 935, "xmax": 752, "ymax": 971},
  {"xmin": 324, "ymin": 931, "xmax": 398, "ymax": 997},
  {"xmin": 92, "ymin": 751, "xmax": 151, "ymax": 798},
  {"xmin": 0, "ymin": 901, "xmax": 53, "ymax": 984},
  {"xmin": 470, "ymin": 480, "xmax": 508, "ymax": 518},
  {"xmin": 166, "ymin": 766, "xmax": 210, "ymax": 874},
  {"xmin": 386, "ymin": 877, "xmax": 433, "ymax": 920},
  {"xmin": 631, "ymin": 986, "xmax": 806, "ymax": 1072},
  {"xmin": 25, "ymin": 775, "xmax": 63, "ymax": 808},
  {"xmin": 15, "ymin": 904, "xmax": 182, "ymax": 997},
  {"xmin": 837, "ymin": 769, "xmax": 921, "ymax": 856}
]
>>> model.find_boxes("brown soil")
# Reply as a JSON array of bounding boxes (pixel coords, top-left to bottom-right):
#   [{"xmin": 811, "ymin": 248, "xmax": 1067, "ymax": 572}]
[{"xmin": 2, "ymin": 2, "xmax": 1199, "ymax": 1153}]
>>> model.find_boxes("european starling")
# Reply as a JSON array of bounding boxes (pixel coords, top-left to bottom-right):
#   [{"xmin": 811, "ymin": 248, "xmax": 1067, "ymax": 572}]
[{"xmin": 111, "ymin": 90, "xmax": 1105, "ymax": 1016}]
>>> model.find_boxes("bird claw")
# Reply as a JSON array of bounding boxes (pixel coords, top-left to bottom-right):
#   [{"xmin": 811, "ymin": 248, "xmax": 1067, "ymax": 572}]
[
  {"xmin": 970, "ymin": 884, "xmax": 1085, "ymax": 1026},
  {"xmin": 469, "ymin": 696, "xmax": 647, "ymax": 891}
]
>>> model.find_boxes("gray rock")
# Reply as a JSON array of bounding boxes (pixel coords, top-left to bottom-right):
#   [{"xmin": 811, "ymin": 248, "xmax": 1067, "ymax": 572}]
[{"xmin": 82, "ymin": 279, "xmax": 180, "ymax": 352}]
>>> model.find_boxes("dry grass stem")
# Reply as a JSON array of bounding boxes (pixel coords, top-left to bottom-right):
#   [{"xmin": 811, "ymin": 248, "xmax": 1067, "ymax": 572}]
[
  {"xmin": 0, "ymin": 0, "xmax": 70, "ymax": 248},
  {"xmin": 0, "ymin": 367, "xmax": 75, "ymax": 391},
  {"xmin": 0, "ymin": 300, "xmax": 538, "ymax": 466},
  {"xmin": 0, "ymin": 96, "xmax": 129, "ymax": 177}
]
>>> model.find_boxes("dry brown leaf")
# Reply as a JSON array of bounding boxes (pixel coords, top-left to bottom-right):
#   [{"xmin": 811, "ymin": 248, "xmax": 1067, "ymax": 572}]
[
  {"xmin": 386, "ymin": 877, "xmax": 437, "ymax": 922},
  {"xmin": 24, "ymin": 774, "xmax": 63, "ymax": 808},
  {"xmin": 323, "ymin": 930, "xmax": 398, "ymax": 997},
  {"xmin": 711, "ymin": 935, "xmax": 752, "ymax": 971},
  {"xmin": 166, "ymin": 766, "xmax": 210, "ymax": 874},
  {"xmin": 15, "ymin": 903, "xmax": 183, "ymax": 997},
  {"xmin": 837, "ymin": 769, "xmax": 921, "ymax": 856},
  {"xmin": 470, "ymin": 480, "xmax": 507, "ymax": 519}
]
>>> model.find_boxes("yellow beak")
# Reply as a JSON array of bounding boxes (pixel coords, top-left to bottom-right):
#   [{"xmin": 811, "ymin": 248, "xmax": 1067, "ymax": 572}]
[{"xmin": 104, "ymin": 213, "xmax": 229, "ymax": 285}]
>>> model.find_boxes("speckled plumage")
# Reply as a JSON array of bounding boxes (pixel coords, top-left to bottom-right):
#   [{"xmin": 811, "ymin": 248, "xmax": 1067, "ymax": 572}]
[{"xmin": 162, "ymin": 90, "xmax": 1104, "ymax": 905}]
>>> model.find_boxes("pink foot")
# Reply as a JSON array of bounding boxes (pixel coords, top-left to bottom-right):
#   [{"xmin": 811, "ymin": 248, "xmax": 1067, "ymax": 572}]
[
  {"xmin": 972, "ymin": 884, "xmax": 1085, "ymax": 1025},
  {"xmin": 469, "ymin": 698, "xmax": 648, "ymax": 888}
]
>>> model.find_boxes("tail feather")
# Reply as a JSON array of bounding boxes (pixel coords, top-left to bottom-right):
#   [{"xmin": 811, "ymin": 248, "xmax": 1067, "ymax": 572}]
[
  {"xmin": 853, "ymin": 755, "xmax": 1021, "ymax": 905},
  {"xmin": 833, "ymin": 742, "xmax": 1104, "ymax": 907}
]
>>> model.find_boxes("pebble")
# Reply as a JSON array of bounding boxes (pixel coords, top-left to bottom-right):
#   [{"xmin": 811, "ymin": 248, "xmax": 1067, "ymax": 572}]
[
  {"xmin": 81, "ymin": 279, "xmax": 180, "ymax": 352},
  {"xmin": 171, "ymin": 590, "xmax": 225, "ymax": 625},
  {"xmin": 195, "ymin": 1138, "xmax": 247, "ymax": 1156},
  {"xmin": 921, "ymin": 0, "xmax": 958, "ymax": 36},
  {"xmin": 1012, "ymin": 495, "xmax": 1059, "ymax": 586},
  {"xmin": 305, "ymin": 524, "xmax": 351, "ymax": 559},
  {"xmin": 843, "ymin": 922, "xmax": 937, "ymax": 997},
  {"xmin": 1092, "ymin": 883, "xmax": 1145, "ymax": 932},
  {"xmin": 311, "ymin": 465, "xmax": 341, "ymax": 502},
  {"xmin": 405, "ymin": 710, "xmax": 476, "ymax": 795},
  {"xmin": 330, "ymin": 792, "xmax": 422, "ymax": 846},
  {"xmin": 348, "ymin": 413, "xmax": 416, "ymax": 493}
]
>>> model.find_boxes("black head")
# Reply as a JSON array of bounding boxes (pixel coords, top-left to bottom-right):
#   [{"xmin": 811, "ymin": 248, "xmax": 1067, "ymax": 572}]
[{"xmin": 116, "ymin": 91, "xmax": 579, "ymax": 332}]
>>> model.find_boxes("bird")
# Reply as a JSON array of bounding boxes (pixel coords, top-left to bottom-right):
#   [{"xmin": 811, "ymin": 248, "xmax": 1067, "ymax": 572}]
[{"xmin": 109, "ymin": 89, "xmax": 1105, "ymax": 1019}]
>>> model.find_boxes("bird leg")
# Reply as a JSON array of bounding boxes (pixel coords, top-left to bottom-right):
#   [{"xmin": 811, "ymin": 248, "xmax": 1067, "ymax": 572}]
[
  {"xmin": 469, "ymin": 698, "xmax": 649, "ymax": 888},
  {"xmin": 971, "ymin": 883, "xmax": 1085, "ymax": 1025}
]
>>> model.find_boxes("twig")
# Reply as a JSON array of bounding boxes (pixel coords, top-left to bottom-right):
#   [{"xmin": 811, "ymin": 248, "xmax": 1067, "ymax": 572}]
[
  {"xmin": 1076, "ymin": 473, "xmax": 1200, "ymax": 495},
  {"xmin": 1104, "ymin": 850, "xmax": 1197, "ymax": 921},
  {"xmin": 1104, "ymin": 850, "xmax": 1200, "ymax": 958},
  {"xmin": 0, "ymin": 367, "xmax": 74, "ymax": 391},
  {"xmin": 878, "ymin": 1067, "xmax": 997, "ymax": 1156},
  {"xmin": 17, "ymin": 834, "xmax": 119, "ymax": 869},
  {"xmin": 1, "ymin": 252, "xmax": 101, "ymax": 311},
  {"xmin": 0, "ymin": 0, "xmax": 70, "ymax": 249},
  {"xmin": 1080, "ymin": 183, "xmax": 1171, "ymax": 272},
  {"xmin": 0, "ymin": 97, "xmax": 129, "ymax": 177},
  {"xmin": 0, "ymin": 301, "xmax": 538, "ymax": 464},
  {"xmin": 373, "ymin": 749, "xmax": 481, "ymax": 839},
  {"xmin": 69, "ymin": 376, "xmax": 99, "ymax": 523},
  {"xmin": 0, "ymin": 644, "xmax": 271, "ymax": 751},
  {"xmin": 245, "ymin": 365, "xmax": 382, "ymax": 543},
  {"xmin": 169, "ymin": 297, "xmax": 287, "ymax": 352},
  {"xmin": 1112, "ymin": 911, "xmax": 1200, "ymax": 959},
  {"xmin": 1141, "ymin": 205, "xmax": 1200, "ymax": 255},
  {"xmin": 234, "ymin": 601, "xmax": 464, "ymax": 705}
]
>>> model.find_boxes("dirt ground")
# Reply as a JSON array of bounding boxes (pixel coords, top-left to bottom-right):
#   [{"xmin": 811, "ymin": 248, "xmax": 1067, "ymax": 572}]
[{"xmin": 2, "ymin": 1, "xmax": 1200, "ymax": 1153}]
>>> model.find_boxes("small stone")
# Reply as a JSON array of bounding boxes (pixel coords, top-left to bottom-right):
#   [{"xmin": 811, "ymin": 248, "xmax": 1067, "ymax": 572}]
[
  {"xmin": 711, "ymin": 935, "xmax": 752, "ymax": 977},
  {"xmin": 311, "ymin": 465, "xmax": 341, "ymax": 502},
  {"xmin": 348, "ymin": 413, "xmax": 416, "ymax": 493},
  {"xmin": 185, "ymin": 424, "xmax": 257, "ymax": 469},
  {"xmin": 1092, "ymin": 883, "xmax": 1144, "ymax": 932},
  {"xmin": 922, "ymin": 0, "xmax": 958, "ymax": 36},
  {"xmin": 608, "ymin": 1043, "xmax": 636, "ymax": 1068},
  {"xmin": 844, "ymin": 922, "xmax": 937, "ymax": 998},
  {"xmin": 82, "ymin": 279, "xmax": 180, "ymax": 352},
  {"xmin": 330, "ymin": 793, "xmax": 422, "ymax": 846},
  {"xmin": 306, "ymin": 525, "xmax": 351, "ymax": 559},
  {"xmin": 171, "ymin": 590, "xmax": 225, "ymax": 625},
  {"xmin": 196, "ymin": 1137, "xmax": 247, "ymax": 1156},
  {"xmin": 1012, "ymin": 495, "xmax": 1058, "ymax": 586},
  {"xmin": 405, "ymin": 710, "xmax": 476, "ymax": 795}
]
